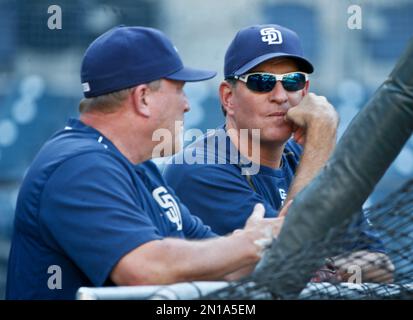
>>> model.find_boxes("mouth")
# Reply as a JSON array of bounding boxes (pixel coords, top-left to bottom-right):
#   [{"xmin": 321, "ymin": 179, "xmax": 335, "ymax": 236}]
[{"xmin": 267, "ymin": 111, "xmax": 287, "ymax": 117}]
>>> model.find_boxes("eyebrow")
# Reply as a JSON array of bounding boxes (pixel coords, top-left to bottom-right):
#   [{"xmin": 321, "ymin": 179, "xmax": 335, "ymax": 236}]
[{"xmin": 248, "ymin": 69, "xmax": 300, "ymax": 74}]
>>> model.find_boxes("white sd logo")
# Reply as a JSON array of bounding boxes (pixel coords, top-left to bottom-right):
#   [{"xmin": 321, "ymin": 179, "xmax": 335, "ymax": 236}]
[
  {"xmin": 260, "ymin": 27, "xmax": 283, "ymax": 45},
  {"xmin": 152, "ymin": 186, "xmax": 183, "ymax": 231}
]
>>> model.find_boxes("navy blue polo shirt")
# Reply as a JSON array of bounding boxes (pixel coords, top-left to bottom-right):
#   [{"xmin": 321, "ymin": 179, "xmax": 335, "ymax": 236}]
[
  {"xmin": 163, "ymin": 126, "xmax": 385, "ymax": 252},
  {"xmin": 164, "ymin": 126, "xmax": 301, "ymax": 235},
  {"xmin": 6, "ymin": 118, "xmax": 215, "ymax": 300}
]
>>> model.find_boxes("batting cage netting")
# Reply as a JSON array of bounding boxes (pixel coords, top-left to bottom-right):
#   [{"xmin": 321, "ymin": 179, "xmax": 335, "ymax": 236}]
[{"xmin": 204, "ymin": 178, "xmax": 413, "ymax": 300}]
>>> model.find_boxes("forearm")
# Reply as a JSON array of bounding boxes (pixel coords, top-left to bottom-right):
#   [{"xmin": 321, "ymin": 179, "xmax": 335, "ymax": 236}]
[
  {"xmin": 286, "ymin": 120, "xmax": 337, "ymax": 202},
  {"xmin": 155, "ymin": 235, "xmax": 259, "ymax": 283},
  {"xmin": 111, "ymin": 232, "xmax": 259, "ymax": 286},
  {"xmin": 223, "ymin": 265, "xmax": 256, "ymax": 281}
]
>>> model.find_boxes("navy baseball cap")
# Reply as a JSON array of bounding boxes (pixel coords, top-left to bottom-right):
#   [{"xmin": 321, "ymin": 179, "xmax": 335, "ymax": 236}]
[
  {"xmin": 81, "ymin": 26, "xmax": 216, "ymax": 98},
  {"xmin": 224, "ymin": 24, "xmax": 314, "ymax": 78}
]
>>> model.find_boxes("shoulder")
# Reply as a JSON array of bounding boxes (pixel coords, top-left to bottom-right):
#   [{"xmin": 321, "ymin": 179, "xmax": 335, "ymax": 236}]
[
  {"xmin": 35, "ymin": 131, "xmax": 135, "ymax": 194},
  {"xmin": 32, "ymin": 127, "xmax": 123, "ymax": 176},
  {"xmin": 167, "ymin": 126, "xmax": 233, "ymax": 165},
  {"xmin": 164, "ymin": 161, "xmax": 249, "ymax": 199},
  {"xmin": 41, "ymin": 151, "xmax": 137, "ymax": 205},
  {"xmin": 164, "ymin": 125, "xmax": 240, "ymax": 176},
  {"xmin": 164, "ymin": 160, "xmax": 242, "ymax": 183}
]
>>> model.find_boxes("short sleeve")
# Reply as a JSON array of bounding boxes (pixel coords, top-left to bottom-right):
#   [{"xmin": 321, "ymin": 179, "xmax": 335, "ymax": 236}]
[
  {"xmin": 39, "ymin": 152, "xmax": 163, "ymax": 286},
  {"xmin": 167, "ymin": 188, "xmax": 217, "ymax": 239}
]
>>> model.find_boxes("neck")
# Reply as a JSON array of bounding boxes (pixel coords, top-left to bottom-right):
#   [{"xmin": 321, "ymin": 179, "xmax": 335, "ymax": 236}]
[
  {"xmin": 80, "ymin": 111, "xmax": 153, "ymax": 165},
  {"xmin": 258, "ymin": 141, "xmax": 285, "ymax": 168},
  {"xmin": 226, "ymin": 119, "xmax": 285, "ymax": 169}
]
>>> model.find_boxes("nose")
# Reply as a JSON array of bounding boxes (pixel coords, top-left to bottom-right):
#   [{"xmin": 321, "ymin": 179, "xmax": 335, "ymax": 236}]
[
  {"xmin": 268, "ymin": 81, "xmax": 288, "ymax": 104},
  {"xmin": 183, "ymin": 92, "xmax": 190, "ymax": 113}
]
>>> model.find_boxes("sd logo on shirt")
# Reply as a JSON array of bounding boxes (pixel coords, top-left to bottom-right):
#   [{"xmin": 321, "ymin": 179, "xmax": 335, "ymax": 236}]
[{"xmin": 152, "ymin": 186, "xmax": 183, "ymax": 231}]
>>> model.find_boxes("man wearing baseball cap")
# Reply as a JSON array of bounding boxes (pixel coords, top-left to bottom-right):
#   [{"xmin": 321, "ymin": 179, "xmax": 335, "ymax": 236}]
[
  {"xmin": 6, "ymin": 26, "xmax": 284, "ymax": 299},
  {"xmin": 164, "ymin": 24, "xmax": 393, "ymax": 283}
]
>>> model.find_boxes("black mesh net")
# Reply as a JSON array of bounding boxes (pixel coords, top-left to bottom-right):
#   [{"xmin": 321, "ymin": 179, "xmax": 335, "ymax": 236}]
[{"xmin": 204, "ymin": 178, "xmax": 413, "ymax": 300}]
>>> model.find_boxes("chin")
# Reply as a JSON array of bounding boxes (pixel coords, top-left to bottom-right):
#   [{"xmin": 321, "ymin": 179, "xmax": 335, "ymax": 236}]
[{"xmin": 261, "ymin": 128, "xmax": 293, "ymax": 143}]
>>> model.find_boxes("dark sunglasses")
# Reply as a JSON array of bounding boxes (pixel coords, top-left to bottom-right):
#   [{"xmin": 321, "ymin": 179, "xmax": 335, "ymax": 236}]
[{"xmin": 229, "ymin": 72, "xmax": 308, "ymax": 92}]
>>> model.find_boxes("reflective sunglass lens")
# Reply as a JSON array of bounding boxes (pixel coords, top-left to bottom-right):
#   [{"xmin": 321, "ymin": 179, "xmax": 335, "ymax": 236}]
[
  {"xmin": 281, "ymin": 73, "xmax": 306, "ymax": 91},
  {"xmin": 246, "ymin": 74, "xmax": 276, "ymax": 92}
]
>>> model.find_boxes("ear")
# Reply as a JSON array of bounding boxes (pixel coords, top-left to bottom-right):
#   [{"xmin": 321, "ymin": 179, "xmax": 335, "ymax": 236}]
[
  {"xmin": 131, "ymin": 84, "xmax": 151, "ymax": 118},
  {"xmin": 302, "ymin": 80, "xmax": 310, "ymax": 97},
  {"xmin": 219, "ymin": 81, "xmax": 236, "ymax": 116}
]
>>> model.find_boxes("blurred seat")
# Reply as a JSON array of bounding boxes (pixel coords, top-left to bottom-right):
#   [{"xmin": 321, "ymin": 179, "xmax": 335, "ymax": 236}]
[
  {"xmin": 0, "ymin": 88, "xmax": 78, "ymax": 181},
  {"xmin": 0, "ymin": 83, "xmax": 79, "ymax": 240},
  {"xmin": 363, "ymin": 4, "xmax": 413, "ymax": 61},
  {"xmin": 0, "ymin": 0, "xmax": 17, "ymax": 72},
  {"xmin": 16, "ymin": 0, "xmax": 160, "ymax": 52}
]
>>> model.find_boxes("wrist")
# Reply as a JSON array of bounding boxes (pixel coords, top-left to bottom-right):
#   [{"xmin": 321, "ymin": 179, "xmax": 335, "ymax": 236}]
[
  {"xmin": 231, "ymin": 229, "xmax": 261, "ymax": 264},
  {"xmin": 307, "ymin": 114, "xmax": 338, "ymax": 132},
  {"xmin": 304, "ymin": 118, "xmax": 338, "ymax": 148}
]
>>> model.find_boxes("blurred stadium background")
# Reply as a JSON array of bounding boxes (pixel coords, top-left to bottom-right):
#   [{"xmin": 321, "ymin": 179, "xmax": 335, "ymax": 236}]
[{"xmin": 0, "ymin": 0, "xmax": 412, "ymax": 299}]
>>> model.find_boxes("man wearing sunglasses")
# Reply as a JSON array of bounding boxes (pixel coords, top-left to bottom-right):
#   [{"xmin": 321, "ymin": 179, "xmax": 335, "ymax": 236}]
[{"xmin": 164, "ymin": 24, "xmax": 393, "ymax": 283}]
